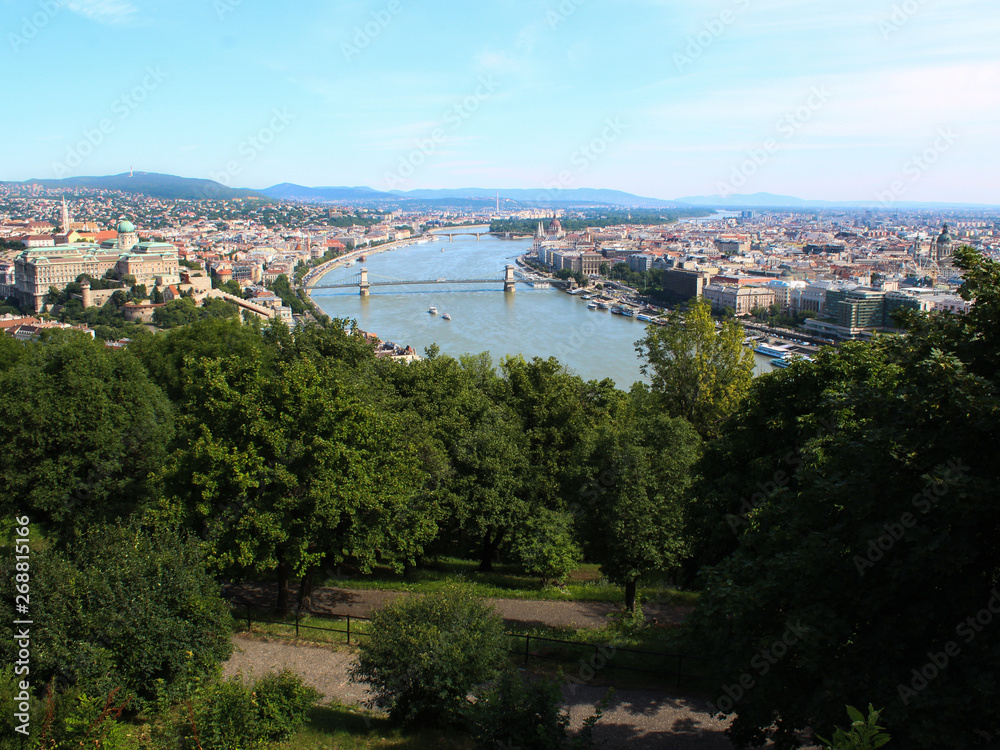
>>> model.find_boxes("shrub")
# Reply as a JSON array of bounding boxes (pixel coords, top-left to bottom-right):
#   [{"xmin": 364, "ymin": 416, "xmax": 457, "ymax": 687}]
[
  {"xmin": 186, "ymin": 670, "xmax": 319, "ymax": 750},
  {"xmin": 512, "ymin": 509, "xmax": 582, "ymax": 587},
  {"xmin": 349, "ymin": 585, "xmax": 508, "ymax": 726},
  {"xmin": 817, "ymin": 705, "xmax": 891, "ymax": 750},
  {"xmin": 463, "ymin": 669, "xmax": 605, "ymax": 749}
]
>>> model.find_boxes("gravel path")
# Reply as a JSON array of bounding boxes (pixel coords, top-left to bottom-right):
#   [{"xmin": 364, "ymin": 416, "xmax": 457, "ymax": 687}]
[
  {"xmin": 226, "ymin": 582, "xmax": 692, "ymax": 629},
  {"xmin": 223, "ymin": 634, "xmax": 735, "ymax": 749}
]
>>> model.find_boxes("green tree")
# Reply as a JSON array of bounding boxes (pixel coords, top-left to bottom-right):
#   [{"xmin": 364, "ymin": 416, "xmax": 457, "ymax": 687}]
[
  {"xmin": 349, "ymin": 586, "xmax": 507, "ymax": 726},
  {"xmin": 579, "ymin": 394, "xmax": 701, "ymax": 611},
  {"xmin": 685, "ymin": 248, "xmax": 1000, "ymax": 749},
  {"xmin": 153, "ymin": 297, "xmax": 202, "ymax": 328},
  {"xmin": 0, "ymin": 524, "xmax": 232, "ymax": 707},
  {"xmin": 162, "ymin": 345, "xmax": 428, "ymax": 611},
  {"xmin": 635, "ymin": 296, "xmax": 754, "ymax": 437},
  {"xmin": 0, "ymin": 332, "xmax": 171, "ymax": 541}
]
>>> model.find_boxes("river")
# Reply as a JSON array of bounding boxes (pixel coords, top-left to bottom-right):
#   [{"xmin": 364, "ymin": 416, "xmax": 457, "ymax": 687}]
[{"xmin": 311, "ymin": 227, "xmax": 777, "ymax": 389}]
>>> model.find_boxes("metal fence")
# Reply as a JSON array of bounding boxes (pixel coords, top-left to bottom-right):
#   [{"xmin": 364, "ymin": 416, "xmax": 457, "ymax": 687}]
[{"xmin": 230, "ymin": 600, "xmax": 717, "ymax": 691}]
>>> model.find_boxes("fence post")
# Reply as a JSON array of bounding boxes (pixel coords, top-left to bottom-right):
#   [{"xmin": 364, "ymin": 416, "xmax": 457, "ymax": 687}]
[
  {"xmin": 295, "ymin": 609, "xmax": 300, "ymax": 640},
  {"xmin": 347, "ymin": 615, "xmax": 351, "ymax": 646},
  {"xmin": 523, "ymin": 635, "xmax": 530, "ymax": 666}
]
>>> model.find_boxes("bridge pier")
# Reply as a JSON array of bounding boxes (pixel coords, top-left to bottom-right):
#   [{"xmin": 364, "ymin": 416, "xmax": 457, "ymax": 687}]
[
  {"xmin": 448, "ymin": 235, "xmax": 453, "ymax": 242},
  {"xmin": 504, "ymin": 264, "xmax": 516, "ymax": 294},
  {"xmin": 359, "ymin": 267, "xmax": 370, "ymax": 296}
]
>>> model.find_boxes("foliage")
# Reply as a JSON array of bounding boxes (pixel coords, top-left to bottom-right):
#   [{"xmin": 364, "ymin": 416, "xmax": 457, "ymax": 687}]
[
  {"xmin": 0, "ymin": 331, "xmax": 171, "ymax": 540},
  {"xmin": 578, "ymin": 387, "xmax": 701, "ymax": 610},
  {"xmin": 685, "ymin": 247, "xmax": 1000, "ymax": 749},
  {"xmin": 816, "ymin": 705, "xmax": 891, "ymax": 750},
  {"xmin": 635, "ymin": 296, "xmax": 754, "ymax": 437},
  {"xmin": 153, "ymin": 297, "xmax": 202, "ymax": 328},
  {"xmin": 349, "ymin": 586, "xmax": 508, "ymax": 726},
  {"xmin": 185, "ymin": 670, "xmax": 320, "ymax": 750},
  {"xmin": 270, "ymin": 273, "xmax": 306, "ymax": 314},
  {"xmin": 511, "ymin": 508, "xmax": 582, "ymax": 586},
  {"xmin": 160, "ymin": 323, "xmax": 429, "ymax": 610},
  {"xmin": 462, "ymin": 669, "xmax": 604, "ymax": 750},
  {"xmin": 0, "ymin": 524, "xmax": 232, "ymax": 708}
]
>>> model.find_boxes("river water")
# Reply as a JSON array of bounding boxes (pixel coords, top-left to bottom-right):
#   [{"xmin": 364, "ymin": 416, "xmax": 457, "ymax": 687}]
[{"xmin": 311, "ymin": 228, "xmax": 775, "ymax": 389}]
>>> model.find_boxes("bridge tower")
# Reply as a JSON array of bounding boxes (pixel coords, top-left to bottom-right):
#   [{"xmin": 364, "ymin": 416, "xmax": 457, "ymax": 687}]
[
  {"xmin": 359, "ymin": 267, "xmax": 370, "ymax": 296},
  {"xmin": 504, "ymin": 264, "xmax": 516, "ymax": 294},
  {"xmin": 448, "ymin": 235, "xmax": 454, "ymax": 242}
]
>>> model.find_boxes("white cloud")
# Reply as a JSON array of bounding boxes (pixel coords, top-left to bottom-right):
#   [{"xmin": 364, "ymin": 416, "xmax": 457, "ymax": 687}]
[{"xmin": 66, "ymin": 0, "xmax": 139, "ymax": 26}]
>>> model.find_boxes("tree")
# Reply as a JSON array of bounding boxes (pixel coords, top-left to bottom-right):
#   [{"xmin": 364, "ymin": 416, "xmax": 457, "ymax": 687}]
[
  {"xmin": 0, "ymin": 332, "xmax": 172, "ymax": 541},
  {"xmin": 685, "ymin": 248, "xmax": 1000, "ymax": 749},
  {"xmin": 153, "ymin": 297, "xmax": 201, "ymax": 328},
  {"xmin": 0, "ymin": 524, "xmax": 232, "ymax": 706},
  {"xmin": 579, "ymin": 392, "xmax": 701, "ymax": 611},
  {"xmin": 635, "ymin": 296, "xmax": 754, "ymax": 437},
  {"xmin": 511, "ymin": 508, "xmax": 581, "ymax": 586},
  {"xmin": 349, "ymin": 586, "xmax": 508, "ymax": 726},
  {"xmin": 162, "ymin": 343, "xmax": 428, "ymax": 611}
]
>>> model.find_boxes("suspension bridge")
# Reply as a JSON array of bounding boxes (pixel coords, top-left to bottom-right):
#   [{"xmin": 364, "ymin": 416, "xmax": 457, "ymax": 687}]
[{"xmin": 310, "ymin": 265, "xmax": 529, "ymax": 296}]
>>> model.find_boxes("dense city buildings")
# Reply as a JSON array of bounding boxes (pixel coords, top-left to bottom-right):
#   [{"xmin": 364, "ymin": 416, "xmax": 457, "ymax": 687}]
[{"xmin": 1, "ymin": 183, "xmax": 998, "ymax": 340}]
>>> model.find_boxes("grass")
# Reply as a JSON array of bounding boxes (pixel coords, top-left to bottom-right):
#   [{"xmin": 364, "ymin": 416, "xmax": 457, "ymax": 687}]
[
  {"xmin": 318, "ymin": 557, "xmax": 699, "ymax": 608},
  {"xmin": 283, "ymin": 703, "xmax": 472, "ymax": 750}
]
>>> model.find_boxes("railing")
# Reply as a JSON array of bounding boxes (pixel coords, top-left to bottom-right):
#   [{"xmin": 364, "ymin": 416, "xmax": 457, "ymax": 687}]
[{"xmin": 230, "ymin": 602, "xmax": 717, "ymax": 691}]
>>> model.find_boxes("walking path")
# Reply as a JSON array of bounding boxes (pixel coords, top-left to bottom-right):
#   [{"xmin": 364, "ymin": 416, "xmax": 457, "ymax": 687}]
[
  {"xmin": 225, "ymin": 582, "xmax": 693, "ymax": 630},
  {"xmin": 223, "ymin": 634, "xmax": 735, "ymax": 749}
]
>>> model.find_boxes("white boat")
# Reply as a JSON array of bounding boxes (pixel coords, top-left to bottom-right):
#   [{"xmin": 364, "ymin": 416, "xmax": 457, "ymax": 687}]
[
  {"xmin": 442, "ymin": 313, "xmax": 451, "ymax": 321},
  {"xmin": 428, "ymin": 306, "xmax": 438, "ymax": 315},
  {"xmin": 754, "ymin": 343, "xmax": 794, "ymax": 358},
  {"xmin": 771, "ymin": 354, "xmax": 813, "ymax": 369},
  {"xmin": 587, "ymin": 302, "xmax": 599, "ymax": 310}
]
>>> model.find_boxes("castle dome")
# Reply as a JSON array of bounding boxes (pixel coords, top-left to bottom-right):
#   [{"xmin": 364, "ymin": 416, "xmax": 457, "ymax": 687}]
[{"xmin": 117, "ymin": 219, "xmax": 136, "ymax": 234}]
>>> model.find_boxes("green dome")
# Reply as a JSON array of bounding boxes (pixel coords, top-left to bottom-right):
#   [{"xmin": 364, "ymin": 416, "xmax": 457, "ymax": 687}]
[{"xmin": 117, "ymin": 219, "xmax": 136, "ymax": 233}]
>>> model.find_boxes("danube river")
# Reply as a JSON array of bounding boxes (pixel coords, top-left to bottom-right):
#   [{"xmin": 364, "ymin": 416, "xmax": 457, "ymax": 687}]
[{"xmin": 311, "ymin": 228, "xmax": 776, "ymax": 388}]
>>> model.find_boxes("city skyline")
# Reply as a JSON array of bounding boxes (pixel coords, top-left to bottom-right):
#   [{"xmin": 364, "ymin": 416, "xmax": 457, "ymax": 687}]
[{"xmin": 3, "ymin": 0, "xmax": 999, "ymax": 203}]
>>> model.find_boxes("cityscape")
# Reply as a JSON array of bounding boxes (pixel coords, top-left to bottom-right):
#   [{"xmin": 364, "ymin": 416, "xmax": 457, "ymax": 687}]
[{"xmin": 3, "ymin": 1, "xmax": 1000, "ymax": 749}]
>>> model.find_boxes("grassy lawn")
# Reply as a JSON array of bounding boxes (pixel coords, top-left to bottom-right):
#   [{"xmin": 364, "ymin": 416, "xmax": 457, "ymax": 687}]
[
  {"xmin": 317, "ymin": 557, "xmax": 698, "ymax": 607},
  {"xmin": 284, "ymin": 703, "xmax": 472, "ymax": 750}
]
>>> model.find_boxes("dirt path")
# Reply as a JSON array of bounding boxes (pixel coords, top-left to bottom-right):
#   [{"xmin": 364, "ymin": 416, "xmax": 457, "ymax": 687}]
[
  {"xmin": 226, "ymin": 582, "xmax": 692, "ymax": 630},
  {"xmin": 223, "ymin": 634, "xmax": 734, "ymax": 749}
]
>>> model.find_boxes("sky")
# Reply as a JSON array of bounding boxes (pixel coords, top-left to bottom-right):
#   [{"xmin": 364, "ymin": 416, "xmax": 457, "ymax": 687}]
[{"xmin": 2, "ymin": 0, "xmax": 999, "ymax": 203}]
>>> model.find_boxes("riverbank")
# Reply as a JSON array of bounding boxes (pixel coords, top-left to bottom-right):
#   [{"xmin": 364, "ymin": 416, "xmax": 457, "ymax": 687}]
[{"xmin": 301, "ymin": 235, "xmax": 429, "ymax": 293}]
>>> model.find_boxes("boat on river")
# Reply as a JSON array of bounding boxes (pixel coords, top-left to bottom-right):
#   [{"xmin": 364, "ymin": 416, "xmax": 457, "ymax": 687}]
[
  {"xmin": 442, "ymin": 313, "xmax": 451, "ymax": 321},
  {"xmin": 428, "ymin": 306, "xmax": 438, "ymax": 315}
]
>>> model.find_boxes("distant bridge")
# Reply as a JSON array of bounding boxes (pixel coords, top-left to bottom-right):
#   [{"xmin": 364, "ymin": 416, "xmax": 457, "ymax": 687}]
[{"xmin": 311, "ymin": 265, "xmax": 520, "ymax": 295}]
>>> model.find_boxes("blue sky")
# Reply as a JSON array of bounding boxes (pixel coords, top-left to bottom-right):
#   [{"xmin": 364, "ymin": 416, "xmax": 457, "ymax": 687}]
[{"xmin": 2, "ymin": 0, "xmax": 999, "ymax": 202}]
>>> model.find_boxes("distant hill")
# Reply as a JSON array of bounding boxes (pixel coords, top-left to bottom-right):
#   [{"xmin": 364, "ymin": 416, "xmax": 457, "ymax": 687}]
[
  {"xmin": 4, "ymin": 172, "xmax": 267, "ymax": 201},
  {"xmin": 261, "ymin": 184, "xmax": 400, "ymax": 202},
  {"xmin": 391, "ymin": 187, "xmax": 681, "ymax": 208},
  {"xmin": 674, "ymin": 192, "xmax": 999, "ymax": 210}
]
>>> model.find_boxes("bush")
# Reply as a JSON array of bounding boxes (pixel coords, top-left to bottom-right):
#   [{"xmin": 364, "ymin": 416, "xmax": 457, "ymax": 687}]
[
  {"xmin": 186, "ymin": 670, "xmax": 319, "ymax": 750},
  {"xmin": 512, "ymin": 509, "xmax": 582, "ymax": 586},
  {"xmin": 817, "ymin": 705, "xmax": 891, "ymax": 750},
  {"xmin": 349, "ymin": 586, "xmax": 508, "ymax": 726},
  {"xmin": 463, "ymin": 669, "xmax": 604, "ymax": 750}
]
